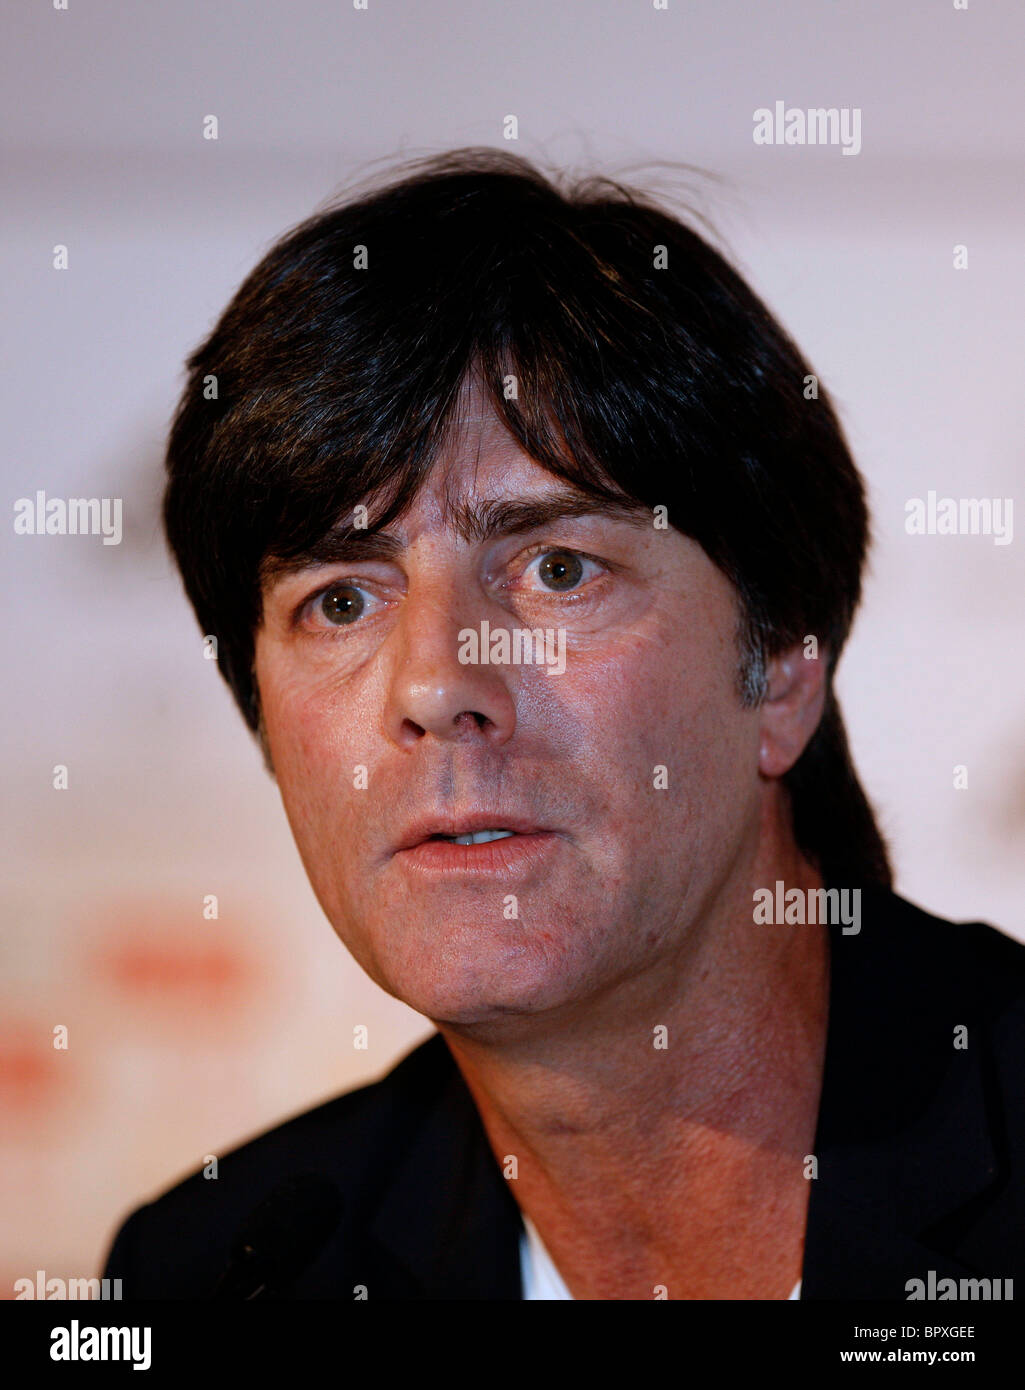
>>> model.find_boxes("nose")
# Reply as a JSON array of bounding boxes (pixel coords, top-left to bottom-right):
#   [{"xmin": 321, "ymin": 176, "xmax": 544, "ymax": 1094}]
[{"xmin": 383, "ymin": 576, "xmax": 518, "ymax": 749}]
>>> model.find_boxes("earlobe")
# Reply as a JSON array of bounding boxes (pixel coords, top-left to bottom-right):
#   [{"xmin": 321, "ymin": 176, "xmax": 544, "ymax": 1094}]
[{"xmin": 757, "ymin": 642, "xmax": 828, "ymax": 778}]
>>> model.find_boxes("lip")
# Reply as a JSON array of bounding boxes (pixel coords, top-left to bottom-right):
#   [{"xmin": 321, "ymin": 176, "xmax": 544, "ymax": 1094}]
[
  {"xmin": 392, "ymin": 813, "xmax": 550, "ymax": 855},
  {"xmin": 394, "ymin": 830, "xmax": 561, "ymax": 878}
]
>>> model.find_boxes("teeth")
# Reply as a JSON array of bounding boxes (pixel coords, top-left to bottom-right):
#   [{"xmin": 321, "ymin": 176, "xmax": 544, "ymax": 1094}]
[{"xmin": 441, "ymin": 829, "xmax": 517, "ymax": 845}]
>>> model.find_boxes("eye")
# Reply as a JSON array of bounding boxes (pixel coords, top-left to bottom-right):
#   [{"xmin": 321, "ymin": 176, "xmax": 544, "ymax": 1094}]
[
  {"xmin": 304, "ymin": 582, "xmax": 378, "ymax": 629},
  {"xmin": 520, "ymin": 548, "xmax": 603, "ymax": 594}
]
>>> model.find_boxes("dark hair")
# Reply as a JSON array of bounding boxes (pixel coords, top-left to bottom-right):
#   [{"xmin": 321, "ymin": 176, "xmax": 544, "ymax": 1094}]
[{"xmin": 163, "ymin": 146, "xmax": 892, "ymax": 890}]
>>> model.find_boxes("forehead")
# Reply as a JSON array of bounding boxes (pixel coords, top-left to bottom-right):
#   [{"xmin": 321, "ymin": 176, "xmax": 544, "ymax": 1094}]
[
  {"xmin": 426, "ymin": 370, "xmax": 561, "ymax": 495},
  {"xmin": 394, "ymin": 371, "xmax": 651, "ymax": 542},
  {"xmin": 408, "ymin": 406, "xmax": 553, "ymax": 535}
]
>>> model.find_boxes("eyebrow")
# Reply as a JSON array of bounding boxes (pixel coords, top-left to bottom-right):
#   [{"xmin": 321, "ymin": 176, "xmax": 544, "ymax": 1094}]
[{"xmin": 260, "ymin": 487, "xmax": 652, "ymax": 589}]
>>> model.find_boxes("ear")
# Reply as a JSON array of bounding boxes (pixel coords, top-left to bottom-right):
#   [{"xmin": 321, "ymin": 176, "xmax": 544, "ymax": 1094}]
[{"xmin": 757, "ymin": 639, "xmax": 828, "ymax": 778}]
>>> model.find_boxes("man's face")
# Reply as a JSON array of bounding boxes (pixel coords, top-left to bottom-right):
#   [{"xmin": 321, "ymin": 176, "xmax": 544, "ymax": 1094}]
[{"xmin": 254, "ymin": 397, "xmax": 765, "ymax": 1029}]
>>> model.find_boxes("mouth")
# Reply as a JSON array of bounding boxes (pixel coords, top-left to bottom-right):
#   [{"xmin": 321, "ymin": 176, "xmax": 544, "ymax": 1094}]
[
  {"xmin": 430, "ymin": 828, "xmax": 517, "ymax": 846},
  {"xmin": 393, "ymin": 815, "xmax": 548, "ymax": 855},
  {"xmin": 391, "ymin": 817, "xmax": 560, "ymax": 876}
]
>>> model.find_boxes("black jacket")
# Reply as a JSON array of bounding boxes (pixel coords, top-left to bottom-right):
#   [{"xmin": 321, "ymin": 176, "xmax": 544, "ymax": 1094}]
[{"xmin": 101, "ymin": 888, "xmax": 1025, "ymax": 1299}]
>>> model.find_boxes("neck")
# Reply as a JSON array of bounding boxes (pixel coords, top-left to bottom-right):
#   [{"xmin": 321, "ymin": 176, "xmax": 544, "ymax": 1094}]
[{"xmin": 436, "ymin": 790, "xmax": 831, "ymax": 1299}]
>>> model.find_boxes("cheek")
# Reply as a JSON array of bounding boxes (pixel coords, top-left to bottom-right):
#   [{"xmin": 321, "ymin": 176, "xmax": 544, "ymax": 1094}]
[
  {"xmin": 260, "ymin": 640, "xmax": 355, "ymax": 760},
  {"xmin": 258, "ymin": 660, "xmax": 361, "ymax": 829},
  {"xmin": 598, "ymin": 630, "xmax": 759, "ymax": 840}
]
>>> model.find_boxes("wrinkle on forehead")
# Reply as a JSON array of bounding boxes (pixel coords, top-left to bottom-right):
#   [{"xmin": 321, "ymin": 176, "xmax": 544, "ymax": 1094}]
[{"xmin": 422, "ymin": 372, "xmax": 547, "ymax": 527}]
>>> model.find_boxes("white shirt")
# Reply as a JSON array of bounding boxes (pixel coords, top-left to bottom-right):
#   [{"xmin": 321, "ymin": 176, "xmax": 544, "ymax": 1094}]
[{"xmin": 520, "ymin": 1216, "xmax": 801, "ymax": 1300}]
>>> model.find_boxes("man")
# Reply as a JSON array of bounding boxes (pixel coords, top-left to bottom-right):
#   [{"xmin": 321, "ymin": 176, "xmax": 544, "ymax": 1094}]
[{"xmin": 102, "ymin": 148, "xmax": 1024, "ymax": 1300}]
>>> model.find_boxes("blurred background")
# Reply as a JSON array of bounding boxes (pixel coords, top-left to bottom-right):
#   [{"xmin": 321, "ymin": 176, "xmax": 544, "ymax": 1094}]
[{"xmin": 2, "ymin": 0, "xmax": 1023, "ymax": 1290}]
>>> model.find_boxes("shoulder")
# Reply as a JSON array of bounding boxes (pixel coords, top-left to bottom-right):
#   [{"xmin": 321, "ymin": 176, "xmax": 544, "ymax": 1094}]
[
  {"xmin": 810, "ymin": 889, "xmax": 1025, "ymax": 1288},
  {"xmin": 831, "ymin": 887, "xmax": 1025, "ymax": 1145},
  {"xmin": 857, "ymin": 886, "xmax": 1025, "ymax": 1009},
  {"xmin": 101, "ymin": 1030, "xmax": 453, "ymax": 1297}
]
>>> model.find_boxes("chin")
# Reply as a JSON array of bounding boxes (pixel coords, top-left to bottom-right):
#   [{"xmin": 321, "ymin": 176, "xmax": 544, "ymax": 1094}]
[
  {"xmin": 383, "ymin": 947, "xmax": 584, "ymax": 1028},
  {"xmin": 331, "ymin": 899, "xmax": 600, "ymax": 1020}
]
